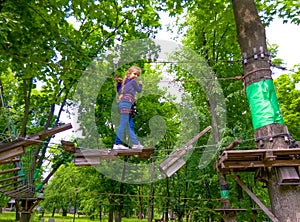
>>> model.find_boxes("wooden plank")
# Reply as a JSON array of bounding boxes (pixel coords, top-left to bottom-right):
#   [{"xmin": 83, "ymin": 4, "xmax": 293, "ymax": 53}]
[
  {"xmin": 160, "ymin": 150, "xmax": 185, "ymax": 172},
  {"xmin": 75, "ymin": 148, "xmax": 109, "ymax": 157},
  {"xmin": 61, "ymin": 140, "xmax": 76, "ymax": 153},
  {"xmin": 35, "ymin": 123, "xmax": 72, "ymax": 139},
  {"xmin": 74, "ymin": 155, "xmax": 117, "ymax": 166},
  {"xmin": 217, "ymin": 159, "xmax": 300, "ymax": 173},
  {"xmin": 0, "ymin": 175, "xmax": 25, "ymax": 183},
  {"xmin": 231, "ymin": 173, "xmax": 279, "ymax": 222},
  {"xmin": 138, "ymin": 148, "xmax": 155, "ymax": 160},
  {"xmin": 0, "ymin": 123, "xmax": 72, "ymax": 152},
  {"xmin": 75, "ymin": 148, "xmax": 152, "ymax": 157},
  {"xmin": 159, "ymin": 126, "xmax": 212, "ymax": 177},
  {"xmin": 3, "ymin": 185, "xmax": 29, "ymax": 195},
  {"xmin": 73, "ymin": 148, "xmax": 155, "ymax": 165},
  {"xmin": 277, "ymin": 167, "xmax": 300, "ymax": 183},
  {"xmin": 0, "ymin": 180, "xmax": 21, "ymax": 189},
  {"xmin": 74, "ymin": 157, "xmax": 101, "ymax": 166},
  {"xmin": 217, "ymin": 148, "xmax": 300, "ymax": 169},
  {"xmin": 272, "ymin": 148, "xmax": 300, "ymax": 156},
  {"xmin": 111, "ymin": 149, "xmax": 143, "ymax": 156},
  {"xmin": 5, "ymin": 189, "xmax": 34, "ymax": 199},
  {"xmin": 0, "ymin": 147, "xmax": 24, "ymax": 162},
  {"xmin": 222, "ymin": 148, "xmax": 300, "ymax": 158},
  {"xmin": 0, "ymin": 158, "xmax": 20, "ymax": 165},
  {"xmin": 0, "ymin": 167, "xmax": 21, "ymax": 175},
  {"xmin": 225, "ymin": 138, "xmax": 243, "ymax": 150},
  {"xmin": 163, "ymin": 159, "xmax": 186, "ymax": 178}
]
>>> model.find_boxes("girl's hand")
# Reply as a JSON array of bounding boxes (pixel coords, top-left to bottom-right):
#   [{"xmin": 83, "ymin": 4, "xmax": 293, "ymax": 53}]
[
  {"xmin": 138, "ymin": 80, "xmax": 143, "ymax": 85},
  {"xmin": 115, "ymin": 77, "xmax": 123, "ymax": 82}
]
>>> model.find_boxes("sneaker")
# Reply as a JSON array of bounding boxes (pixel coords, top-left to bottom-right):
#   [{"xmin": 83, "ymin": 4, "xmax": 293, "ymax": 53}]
[
  {"xmin": 132, "ymin": 143, "xmax": 144, "ymax": 149},
  {"xmin": 113, "ymin": 144, "xmax": 129, "ymax": 150}
]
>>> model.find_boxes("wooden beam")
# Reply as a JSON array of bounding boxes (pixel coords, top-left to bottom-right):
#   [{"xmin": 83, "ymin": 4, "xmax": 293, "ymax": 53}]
[
  {"xmin": 0, "ymin": 175, "xmax": 25, "ymax": 183},
  {"xmin": 61, "ymin": 140, "xmax": 76, "ymax": 153},
  {"xmin": 216, "ymin": 148, "xmax": 300, "ymax": 173},
  {"xmin": 0, "ymin": 180, "xmax": 21, "ymax": 189},
  {"xmin": 3, "ymin": 185, "xmax": 29, "ymax": 195},
  {"xmin": 231, "ymin": 173, "xmax": 278, "ymax": 222},
  {"xmin": 277, "ymin": 167, "xmax": 300, "ymax": 184},
  {"xmin": 0, "ymin": 123, "xmax": 72, "ymax": 152},
  {"xmin": 217, "ymin": 159, "xmax": 300, "ymax": 173},
  {"xmin": 34, "ymin": 123, "xmax": 72, "ymax": 139},
  {"xmin": 138, "ymin": 148, "xmax": 155, "ymax": 160},
  {"xmin": 0, "ymin": 167, "xmax": 21, "ymax": 175},
  {"xmin": 72, "ymin": 147, "xmax": 155, "ymax": 166},
  {"xmin": 0, "ymin": 146, "xmax": 24, "ymax": 163},
  {"xmin": 225, "ymin": 138, "xmax": 242, "ymax": 150},
  {"xmin": 159, "ymin": 126, "xmax": 212, "ymax": 177},
  {"xmin": 0, "ymin": 158, "xmax": 20, "ymax": 165}
]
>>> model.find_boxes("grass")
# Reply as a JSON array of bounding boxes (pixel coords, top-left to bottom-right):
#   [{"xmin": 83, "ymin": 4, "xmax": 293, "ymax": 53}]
[{"xmin": 0, "ymin": 211, "xmax": 149, "ymax": 222}]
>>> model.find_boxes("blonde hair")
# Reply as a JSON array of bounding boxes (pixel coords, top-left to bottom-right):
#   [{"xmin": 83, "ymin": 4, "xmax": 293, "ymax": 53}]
[
  {"xmin": 125, "ymin": 66, "xmax": 141, "ymax": 78},
  {"xmin": 118, "ymin": 66, "xmax": 141, "ymax": 102}
]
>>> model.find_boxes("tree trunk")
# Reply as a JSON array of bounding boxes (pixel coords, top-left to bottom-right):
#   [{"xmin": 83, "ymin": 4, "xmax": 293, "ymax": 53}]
[
  {"xmin": 232, "ymin": 0, "xmax": 300, "ymax": 221},
  {"xmin": 138, "ymin": 185, "xmax": 143, "ymax": 219},
  {"xmin": 62, "ymin": 208, "xmax": 67, "ymax": 216},
  {"xmin": 20, "ymin": 212, "xmax": 31, "ymax": 222},
  {"xmin": 165, "ymin": 177, "xmax": 170, "ymax": 222},
  {"xmin": 115, "ymin": 211, "xmax": 121, "ymax": 222},
  {"xmin": 51, "ymin": 208, "xmax": 55, "ymax": 217},
  {"xmin": 147, "ymin": 161, "xmax": 155, "ymax": 222},
  {"xmin": 108, "ymin": 208, "xmax": 114, "ymax": 222}
]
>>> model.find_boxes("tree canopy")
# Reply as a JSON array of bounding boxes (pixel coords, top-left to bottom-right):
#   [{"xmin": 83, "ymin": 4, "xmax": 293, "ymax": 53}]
[{"xmin": 0, "ymin": 0, "xmax": 299, "ymax": 221}]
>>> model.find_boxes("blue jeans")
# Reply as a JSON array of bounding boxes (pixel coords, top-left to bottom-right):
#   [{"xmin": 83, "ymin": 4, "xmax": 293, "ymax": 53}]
[{"xmin": 114, "ymin": 102, "xmax": 138, "ymax": 145}]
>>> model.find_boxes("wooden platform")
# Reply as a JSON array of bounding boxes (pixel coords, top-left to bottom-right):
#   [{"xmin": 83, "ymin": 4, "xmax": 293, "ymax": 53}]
[
  {"xmin": 61, "ymin": 141, "xmax": 155, "ymax": 166},
  {"xmin": 0, "ymin": 123, "xmax": 72, "ymax": 163},
  {"xmin": 216, "ymin": 148, "xmax": 300, "ymax": 173},
  {"xmin": 0, "ymin": 124, "xmax": 72, "ymax": 200}
]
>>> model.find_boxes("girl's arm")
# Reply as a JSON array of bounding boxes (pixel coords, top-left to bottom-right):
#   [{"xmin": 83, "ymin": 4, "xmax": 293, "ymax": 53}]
[
  {"xmin": 132, "ymin": 79, "xmax": 142, "ymax": 92},
  {"xmin": 116, "ymin": 82, "xmax": 122, "ymax": 92}
]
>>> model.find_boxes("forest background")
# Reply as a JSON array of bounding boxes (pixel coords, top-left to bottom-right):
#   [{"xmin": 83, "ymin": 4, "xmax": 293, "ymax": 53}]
[{"xmin": 0, "ymin": 0, "xmax": 299, "ymax": 222}]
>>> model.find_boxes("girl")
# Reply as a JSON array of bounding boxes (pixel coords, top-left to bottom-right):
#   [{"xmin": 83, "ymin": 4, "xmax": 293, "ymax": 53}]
[{"xmin": 113, "ymin": 66, "xmax": 143, "ymax": 149}]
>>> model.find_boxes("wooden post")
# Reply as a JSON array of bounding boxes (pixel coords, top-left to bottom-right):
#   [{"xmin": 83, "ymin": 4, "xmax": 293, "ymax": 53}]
[
  {"xmin": 231, "ymin": 173, "xmax": 278, "ymax": 222},
  {"xmin": 231, "ymin": 0, "xmax": 300, "ymax": 221}
]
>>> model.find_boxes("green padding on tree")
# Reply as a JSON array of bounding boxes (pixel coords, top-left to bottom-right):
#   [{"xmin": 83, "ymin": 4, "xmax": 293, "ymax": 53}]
[
  {"xmin": 18, "ymin": 169, "xmax": 26, "ymax": 181},
  {"xmin": 246, "ymin": 79, "xmax": 284, "ymax": 130},
  {"xmin": 34, "ymin": 168, "xmax": 40, "ymax": 180},
  {"xmin": 35, "ymin": 183, "xmax": 43, "ymax": 192},
  {"xmin": 220, "ymin": 190, "xmax": 229, "ymax": 198}
]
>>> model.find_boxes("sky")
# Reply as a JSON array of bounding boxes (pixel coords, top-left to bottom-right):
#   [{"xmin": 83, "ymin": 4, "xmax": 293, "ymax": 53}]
[
  {"xmin": 156, "ymin": 15, "xmax": 300, "ymax": 74},
  {"xmin": 266, "ymin": 18, "xmax": 300, "ymax": 70}
]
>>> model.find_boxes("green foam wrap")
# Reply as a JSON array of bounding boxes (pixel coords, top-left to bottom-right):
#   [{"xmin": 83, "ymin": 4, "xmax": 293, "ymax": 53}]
[
  {"xmin": 246, "ymin": 79, "xmax": 284, "ymax": 130},
  {"xmin": 220, "ymin": 190, "xmax": 229, "ymax": 198}
]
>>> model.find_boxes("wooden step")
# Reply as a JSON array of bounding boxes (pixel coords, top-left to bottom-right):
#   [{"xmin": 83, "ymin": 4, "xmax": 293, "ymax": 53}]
[
  {"xmin": 0, "ymin": 180, "xmax": 21, "ymax": 189},
  {"xmin": 0, "ymin": 158, "xmax": 20, "ymax": 165},
  {"xmin": 73, "ymin": 147, "xmax": 155, "ymax": 166},
  {"xmin": 0, "ymin": 146, "xmax": 24, "ymax": 163},
  {"xmin": 0, "ymin": 175, "xmax": 25, "ymax": 183},
  {"xmin": 0, "ymin": 167, "xmax": 21, "ymax": 175}
]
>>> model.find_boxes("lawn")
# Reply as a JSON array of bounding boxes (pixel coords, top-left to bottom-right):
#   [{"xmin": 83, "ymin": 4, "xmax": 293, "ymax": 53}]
[{"xmin": 0, "ymin": 211, "xmax": 149, "ymax": 222}]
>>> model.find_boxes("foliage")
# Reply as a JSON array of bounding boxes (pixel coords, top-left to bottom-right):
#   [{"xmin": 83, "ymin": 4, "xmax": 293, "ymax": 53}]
[
  {"xmin": 275, "ymin": 72, "xmax": 300, "ymax": 140},
  {"xmin": 256, "ymin": 0, "xmax": 300, "ymax": 25},
  {"xmin": 0, "ymin": 0, "xmax": 300, "ymax": 221}
]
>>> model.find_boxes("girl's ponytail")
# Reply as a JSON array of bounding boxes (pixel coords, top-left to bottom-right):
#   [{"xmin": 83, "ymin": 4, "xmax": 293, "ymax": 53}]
[{"xmin": 117, "ymin": 75, "xmax": 127, "ymax": 103}]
